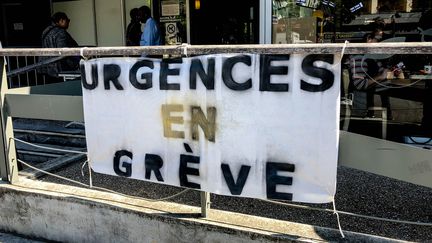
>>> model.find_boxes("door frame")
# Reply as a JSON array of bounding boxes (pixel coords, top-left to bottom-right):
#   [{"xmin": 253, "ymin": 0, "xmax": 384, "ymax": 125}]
[{"xmin": 260, "ymin": 0, "xmax": 272, "ymax": 44}]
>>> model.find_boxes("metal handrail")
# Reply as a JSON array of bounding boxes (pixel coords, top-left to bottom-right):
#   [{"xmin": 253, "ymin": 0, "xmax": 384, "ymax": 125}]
[
  {"xmin": 6, "ymin": 56, "xmax": 66, "ymax": 78},
  {"xmin": 0, "ymin": 42, "xmax": 431, "ymax": 57}
]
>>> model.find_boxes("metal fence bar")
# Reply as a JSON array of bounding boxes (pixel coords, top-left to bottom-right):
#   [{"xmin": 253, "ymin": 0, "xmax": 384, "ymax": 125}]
[
  {"xmin": 200, "ymin": 191, "xmax": 211, "ymax": 217},
  {"xmin": 15, "ymin": 57, "xmax": 20, "ymax": 87},
  {"xmin": 33, "ymin": 56, "xmax": 38, "ymax": 85},
  {"xmin": 0, "ymin": 59, "xmax": 17, "ymax": 182},
  {"xmin": 5, "ymin": 57, "xmax": 12, "ymax": 88},
  {"xmin": 7, "ymin": 56, "xmax": 65, "ymax": 78},
  {"xmin": 0, "ymin": 59, "xmax": 7, "ymax": 180},
  {"xmin": 24, "ymin": 56, "xmax": 29, "ymax": 86},
  {"xmin": 0, "ymin": 42, "xmax": 431, "ymax": 57}
]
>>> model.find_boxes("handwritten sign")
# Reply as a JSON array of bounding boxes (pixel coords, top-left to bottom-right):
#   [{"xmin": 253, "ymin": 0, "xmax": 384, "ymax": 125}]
[{"xmin": 81, "ymin": 54, "xmax": 340, "ymax": 203}]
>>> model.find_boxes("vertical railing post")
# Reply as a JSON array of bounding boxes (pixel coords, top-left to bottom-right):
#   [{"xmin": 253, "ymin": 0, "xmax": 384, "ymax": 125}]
[
  {"xmin": 0, "ymin": 57, "xmax": 18, "ymax": 183},
  {"xmin": 200, "ymin": 191, "xmax": 211, "ymax": 217},
  {"xmin": 0, "ymin": 58, "xmax": 7, "ymax": 181}
]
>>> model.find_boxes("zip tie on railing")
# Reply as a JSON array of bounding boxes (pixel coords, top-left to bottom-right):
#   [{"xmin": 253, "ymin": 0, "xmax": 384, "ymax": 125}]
[
  {"xmin": 79, "ymin": 159, "xmax": 92, "ymax": 187},
  {"xmin": 332, "ymin": 199, "xmax": 345, "ymax": 238},
  {"xmin": 17, "ymin": 158, "xmax": 191, "ymax": 202},
  {"xmin": 81, "ymin": 160, "xmax": 88, "ymax": 177},
  {"xmin": 11, "ymin": 137, "xmax": 87, "ymax": 155},
  {"xmin": 181, "ymin": 43, "xmax": 190, "ymax": 57},
  {"xmin": 262, "ymin": 199, "xmax": 432, "ymax": 227},
  {"xmin": 80, "ymin": 47, "xmax": 89, "ymax": 60}
]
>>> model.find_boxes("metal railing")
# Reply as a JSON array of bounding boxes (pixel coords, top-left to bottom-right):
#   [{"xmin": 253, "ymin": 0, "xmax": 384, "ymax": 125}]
[
  {"xmin": 5, "ymin": 56, "xmax": 48, "ymax": 88},
  {"xmin": 2, "ymin": 42, "xmax": 432, "ymax": 56},
  {"xmin": 1, "ymin": 43, "xmax": 432, "ymax": 218}
]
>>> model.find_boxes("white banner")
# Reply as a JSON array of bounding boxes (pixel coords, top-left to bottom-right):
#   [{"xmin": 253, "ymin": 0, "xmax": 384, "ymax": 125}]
[{"xmin": 81, "ymin": 54, "xmax": 340, "ymax": 203}]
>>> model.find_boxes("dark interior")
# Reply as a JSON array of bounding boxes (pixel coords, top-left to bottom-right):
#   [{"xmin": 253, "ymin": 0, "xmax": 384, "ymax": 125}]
[
  {"xmin": 189, "ymin": 0, "xmax": 259, "ymax": 44},
  {"xmin": 0, "ymin": 0, "xmax": 51, "ymax": 47}
]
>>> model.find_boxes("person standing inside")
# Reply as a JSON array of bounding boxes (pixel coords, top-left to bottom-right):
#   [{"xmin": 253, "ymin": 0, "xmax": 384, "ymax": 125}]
[
  {"xmin": 139, "ymin": 6, "xmax": 161, "ymax": 46},
  {"xmin": 126, "ymin": 8, "xmax": 142, "ymax": 46},
  {"xmin": 40, "ymin": 12, "xmax": 79, "ymax": 79},
  {"xmin": 349, "ymin": 32, "xmax": 391, "ymax": 118}
]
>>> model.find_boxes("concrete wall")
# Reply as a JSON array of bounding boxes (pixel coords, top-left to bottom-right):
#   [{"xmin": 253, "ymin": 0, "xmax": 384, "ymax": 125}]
[
  {"xmin": 0, "ymin": 179, "xmax": 401, "ymax": 243},
  {"xmin": 94, "ymin": 0, "xmax": 124, "ymax": 46},
  {"xmin": 53, "ymin": 0, "xmax": 96, "ymax": 46}
]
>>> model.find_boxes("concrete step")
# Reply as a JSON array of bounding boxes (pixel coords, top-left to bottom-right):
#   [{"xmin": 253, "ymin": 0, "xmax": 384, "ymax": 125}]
[{"xmin": 0, "ymin": 179, "xmax": 407, "ymax": 243}]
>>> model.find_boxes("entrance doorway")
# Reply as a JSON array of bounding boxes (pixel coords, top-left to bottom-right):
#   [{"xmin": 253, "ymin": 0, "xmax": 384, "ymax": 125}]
[
  {"xmin": 0, "ymin": 0, "xmax": 51, "ymax": 47},
  {"xmin": 189, "ymin": 0, "xmax": 259, "ymax": 44}
]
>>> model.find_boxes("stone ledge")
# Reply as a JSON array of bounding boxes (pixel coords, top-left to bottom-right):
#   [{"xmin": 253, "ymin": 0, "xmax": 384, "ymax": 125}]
[{"xmin": 0, "ymin": 178, "xmax": 404, "ymax": 243}]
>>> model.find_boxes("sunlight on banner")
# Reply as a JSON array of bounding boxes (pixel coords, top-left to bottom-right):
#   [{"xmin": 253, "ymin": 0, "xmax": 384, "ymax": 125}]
[{"xmin": 80, "ymin": 54, "xmax": 341, "ymax": 203}]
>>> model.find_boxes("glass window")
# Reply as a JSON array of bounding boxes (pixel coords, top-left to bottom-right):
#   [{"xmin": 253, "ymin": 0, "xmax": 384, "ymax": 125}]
[
  {"xmin": 272, "ymin": 0, "xmax": 316, "ymax": 44},
  {"xmin": 272, "ymin": 0, "xmax": 432, "ymax": 144}
]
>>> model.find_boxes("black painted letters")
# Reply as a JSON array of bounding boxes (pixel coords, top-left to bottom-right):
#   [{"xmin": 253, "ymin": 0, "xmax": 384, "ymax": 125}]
[
  {"xmin": 179, "ymin": 154, "xmax": 201, "ymax": 189},
  {"xmin": 259, "ymin": 55, "xmax": 290, "ymax": 92},
  {"xmin": 160, "ymin": 59, "xmax": 182, "ymax": 90},
  {"xmin": 80, "ymin": 63, "xmax": 98, "ymax": 90},
  {"xmin": 301, "ymin": 54, "xmax": 334, "ymax": 92},
  {"xmin": 266, "ymin": 162, "xmax": 295, "ymax": 201},
  {"xmin": 113, "ymin": 150, "xmax": 132, "ymax": 177},
  {"xmin": 145, "ymin": 154, "xmax": 164, "ymax": 181},
  {"xmin": 221, "ymin": 163, "xmax": 251, "ymax": 195},
  {"xmin": 190, "ymin": 58, "xmax": 215, "ymax": 90},
  {"xmin": 222, "ymin": 55, "xmax": 252, "ymax": 90},
  {"xmin": 103, "ymin": 64, "xmax": 123, "ymax": 90},
  {"xmin": 130, "ymin": 60, "xmax": 154, "ymax": 89}
]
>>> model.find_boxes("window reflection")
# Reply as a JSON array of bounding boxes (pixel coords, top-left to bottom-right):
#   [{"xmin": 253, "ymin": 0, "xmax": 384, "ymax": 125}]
[
  {"xmin": 273, "ymin": 0, "xmax": 432, "ymax": 43},
  {"xmin": 273, "ymin": 0, "xmax": 432, "ymax": 144},
  {"xmin": 272, "ymin": 1, "xmax": 315, "ymax": 44}
]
